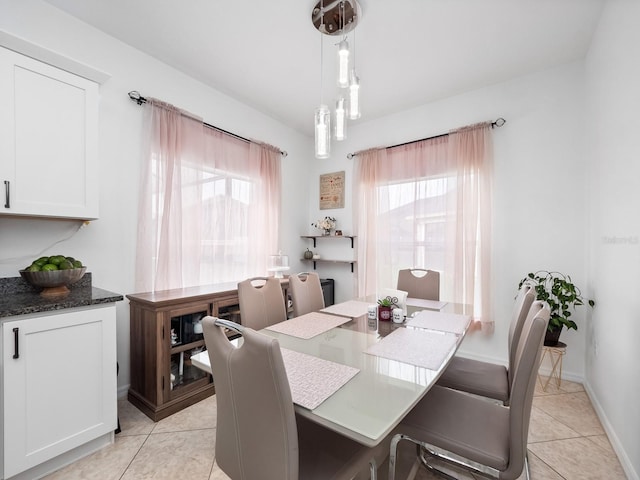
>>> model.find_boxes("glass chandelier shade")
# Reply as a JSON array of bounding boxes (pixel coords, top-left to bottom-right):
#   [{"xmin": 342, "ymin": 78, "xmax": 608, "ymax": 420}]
[
  {"xmin": 335, "ymin": 96, "xmax": 346, "ymax": 141},
  {"xmin": 348, "ymin": 70, "xmax": 360, "ymax": 120},
  {"xmin": 337, "ymin": 38, "xmax": 350, "ymax": 88},
  {"xmin": 315, "ymin": 104, "xmax": 331, "ymax": 158}
]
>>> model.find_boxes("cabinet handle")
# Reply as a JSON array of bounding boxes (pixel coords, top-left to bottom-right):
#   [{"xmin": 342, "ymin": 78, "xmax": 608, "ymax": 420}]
[
  {"xmin": 13, "ymin": 327, "xmax": 19, "ymax": 359},
  {"xmin": 4, "ymin": 181, "xmax": 9, "ymax": 209}
]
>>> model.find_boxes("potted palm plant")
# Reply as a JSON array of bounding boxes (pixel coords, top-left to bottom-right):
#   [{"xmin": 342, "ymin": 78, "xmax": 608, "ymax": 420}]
[{"xmin": 519, "ymin": 271, "xmax": 594, "ymax": 346}]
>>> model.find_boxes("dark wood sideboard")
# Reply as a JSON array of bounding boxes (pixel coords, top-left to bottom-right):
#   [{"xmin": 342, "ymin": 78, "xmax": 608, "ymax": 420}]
[{"xmin": 127, "ymin": 278, "xmax": 334, "ymax": 421}]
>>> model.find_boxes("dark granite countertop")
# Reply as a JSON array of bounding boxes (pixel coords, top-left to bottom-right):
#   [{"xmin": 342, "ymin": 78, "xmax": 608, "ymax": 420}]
[{"xmin": 0, "ymin": 273, "xmax": 123, "ymax": 319}]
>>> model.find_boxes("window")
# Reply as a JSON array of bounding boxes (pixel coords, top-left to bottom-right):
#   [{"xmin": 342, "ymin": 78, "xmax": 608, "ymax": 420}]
[
  {"xmin": 354, "ymin": 124, "xmax": 492, "ymax": 323},
  {"xmin": 379, "ymin": 177, "xmax": 449, "ymax": 275},
  {"xmin": 198, "ymin": 170, "xmax": 255, "ymax": 284},
  {"xmin": 136, "ymin": 100, "xmax": 281, "ymax": 292}
]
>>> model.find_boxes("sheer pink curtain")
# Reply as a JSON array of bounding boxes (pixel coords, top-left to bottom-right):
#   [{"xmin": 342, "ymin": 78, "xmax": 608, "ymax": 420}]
[
  {"xmin": 352, "ymin": 147, "xmax": 386, "ymax": 297},
  {"xmin": 202, "ymin": 130, "xmax": 281, "ymax": 282},
  {"xmin": 135, "ymin": 99, "xmax": 205, "ymax": 292},
  {"xmin": 135, "ymin": 99, "xmax": 281, "ymax": 292},
  {"xmin": 446, "ymin": 122, "xmax": 493, "ymax": 327},
  {"xmin": 353, "ymin": 123, "xmax": 493, "ymax": 326}
]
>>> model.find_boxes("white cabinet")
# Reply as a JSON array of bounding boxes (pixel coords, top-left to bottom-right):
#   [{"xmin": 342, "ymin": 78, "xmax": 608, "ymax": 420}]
[
  {"xmin": 1, "ymin": 305, "xmax": 117, "ymax": 479},
  {"xmin": 0, "ymin": 47, "xmax": 99, "ymax": 220}
]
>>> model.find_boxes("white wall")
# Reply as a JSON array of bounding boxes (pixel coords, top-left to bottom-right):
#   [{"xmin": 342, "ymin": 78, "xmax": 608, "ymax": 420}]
[
  {"xmin": 2, "ymin": 2, "xmax": 636, "ymax": 476},
  {"xmin": 585, "ymin": 1, "xmax": 640, "ymax": 478},
  {"xmin": 306, "ymin": 61, "xmax": 590, "ymax": 378},
  {"xmin": 0, "ymin": 0, "xmax": 312, "ymax": 393}
]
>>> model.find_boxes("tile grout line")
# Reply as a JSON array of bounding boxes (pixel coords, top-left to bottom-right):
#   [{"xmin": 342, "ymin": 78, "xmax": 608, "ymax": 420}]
[
  {"xmin": 527, "ymin": 448, "xmax": 568, "ymax": 480},
  {"xmin": 118, "ymin": 432, "xmax": 152, "ymax": 480},
  {"xmin": 528, "ymin": 406, "xmax": 583, "ymax": 444},
  {"xmin": 533, "ymin": 391, "xmax": 606, "ymax": 437}
]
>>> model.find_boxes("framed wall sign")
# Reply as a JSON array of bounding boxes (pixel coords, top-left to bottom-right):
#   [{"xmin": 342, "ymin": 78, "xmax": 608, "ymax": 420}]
[{"xmin": 319, "ymin": 171, "xmax": 345, "ymax": 209}]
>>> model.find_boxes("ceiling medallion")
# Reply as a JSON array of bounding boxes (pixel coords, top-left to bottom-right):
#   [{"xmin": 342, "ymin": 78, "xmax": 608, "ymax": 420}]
[{"xmin": 311, "ymin": 0, "xmax": 360, "ymax": 36}]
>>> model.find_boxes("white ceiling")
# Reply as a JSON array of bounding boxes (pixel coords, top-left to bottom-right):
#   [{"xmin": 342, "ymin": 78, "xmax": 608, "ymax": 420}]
[{"xmin": 45, "ymin": 0, "xmax": 604, "ymax": 137}]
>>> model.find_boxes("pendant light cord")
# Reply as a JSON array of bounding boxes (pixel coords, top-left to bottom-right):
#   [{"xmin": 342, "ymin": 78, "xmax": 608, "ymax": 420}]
[
  {"xmin": 320, "ymin": 0, "xmax": 324, "ymax": 105},
  {"xmin": 341, "ymin": 1, "xmax": 345, "ymax": 42},
  {"xmin": 352, "ymin": 19, "xmax": 356, "ymax": 69}
]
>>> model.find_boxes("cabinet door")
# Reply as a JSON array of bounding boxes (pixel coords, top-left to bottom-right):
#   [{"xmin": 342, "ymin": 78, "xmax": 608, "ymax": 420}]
[
  {"xmin": 212, "ymin": 296, "xmax": 241, "ymax": 324},
  {"xmin": 0, "ymin": 47, "xmax": 99, "ymax": 220},
  {"xmin": 2, "ymin": 306, "xmax": 116, "ymax": 478},
  {"xmin": 164, "ymin": 304, "xmax": 211, "ymax": 403}
]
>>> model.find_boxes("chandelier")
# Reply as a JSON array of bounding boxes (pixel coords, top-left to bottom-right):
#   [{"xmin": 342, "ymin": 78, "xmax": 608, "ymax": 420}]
[{"xmin": 312, "ymin": 0, "xmax": 362, "ymax": 159}]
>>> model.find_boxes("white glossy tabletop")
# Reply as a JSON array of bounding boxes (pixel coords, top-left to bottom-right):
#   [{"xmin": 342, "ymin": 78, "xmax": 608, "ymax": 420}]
[
  {"xmin": 263, "ymin": 322, "xmax": 465, "ymax": 447},
  {"xmin": 192, "ymin": 299, "xmax": 471, "ymax": 447}
]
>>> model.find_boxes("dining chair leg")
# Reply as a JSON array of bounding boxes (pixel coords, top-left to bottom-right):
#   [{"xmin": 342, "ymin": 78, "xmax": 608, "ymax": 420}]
[
  {"xmin": 369, "ymin": 458, "xmax": 378, "ymax": 480},
  {"xmin": 417, "ymin": 446, "xmax": 458, "ymax": 480},
  {"xmin": 389, "ymin": 434, "xmax": 404, "ymax": 480},
  {"xmin": 406, "ymin": 457, "xmax": 421, "ymax": 480},
  {"xmin": 389, "ymin": 434, "xmax": 441, "ymax": 480},
  {"xmin": 524, "ymin": 452, "xmax": 531, "ymax": 480}
]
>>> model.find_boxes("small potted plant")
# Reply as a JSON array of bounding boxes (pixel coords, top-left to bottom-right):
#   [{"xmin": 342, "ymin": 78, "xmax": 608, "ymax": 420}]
[
  {"xmin": 519, "ymin": 271, "xmax": 594, "ymax": 346},
  {"xmin": 377, "ymin": 297, "xmax": 393, "ymax": 322}
]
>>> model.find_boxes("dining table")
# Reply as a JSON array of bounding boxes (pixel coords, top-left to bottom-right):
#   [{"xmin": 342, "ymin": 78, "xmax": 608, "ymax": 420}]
[{"xmin": 190, "ymin": 296, "xmax": 473, "ymax": 448}]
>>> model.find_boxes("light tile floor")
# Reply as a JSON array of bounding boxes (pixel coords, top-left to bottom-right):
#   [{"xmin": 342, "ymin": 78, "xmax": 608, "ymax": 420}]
[{"xmin": 43, "ymin": 376, "xmax": 627, "ymax": 480}]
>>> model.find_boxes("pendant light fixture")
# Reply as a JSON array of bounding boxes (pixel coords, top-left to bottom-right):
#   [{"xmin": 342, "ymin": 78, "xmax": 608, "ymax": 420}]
[
  {"xmin": 312, "ymin": 0, "xmax": 361, "ymax": 157},
  {"xmin": 315, "ymin": 105, "xmax": 331, "ymax": 158},
  {"xmin": 314, "ymin": 0, "xmax": 330, "ymax": 159},
  {"xmin": 337, "ymin": 38, "xmax": 350, "ymax": 88},
  {"xmin": 348, "ymin": 25, "xmax": 361, "ymax": 120},
  {"xmin": 335, "ymin": 95, "xmax": 346, "ymax": 141},
  {"xmin": 348, "ymin": 72, "xmax": 360, "ymax": 120},
  {"xmin": 336, "ymin": 1, "xmax": 349, "ymax": 88}
]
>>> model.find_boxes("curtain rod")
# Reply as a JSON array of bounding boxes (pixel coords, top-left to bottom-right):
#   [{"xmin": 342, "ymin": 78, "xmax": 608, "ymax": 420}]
[
  {"xmin": 127, "ymin": 91, "xmax": 288, "ymax": 157},
  {"xmin": 346, "ymin": 117, "xmax": 506, "ymax": 159}
]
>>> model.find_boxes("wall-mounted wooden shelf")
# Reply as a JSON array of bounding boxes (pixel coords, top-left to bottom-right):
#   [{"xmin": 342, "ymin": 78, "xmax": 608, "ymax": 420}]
[
  {"xmin": 300, "ymin": 235, "xmax": 357, "ymax": 272},
  {"xmin": 301, "ymin": 235, "xmax": 356, "ymax": 248},
  {"xmin": 300, "ymin": 258, "xmax": 357, "ymax": 272}
]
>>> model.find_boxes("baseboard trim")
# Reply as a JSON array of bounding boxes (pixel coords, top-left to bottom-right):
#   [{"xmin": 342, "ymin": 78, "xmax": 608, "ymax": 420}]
[
  {"xmin": 584, "ymin": 382, "xmax": 639, "ymax": 480},
  {"xmin": 7, "ymin": 433, "xmax": 113, "ymax": 480},
  {"xmin": 117, "ymin": 384, "xmax": 130, "ymax": 399}
]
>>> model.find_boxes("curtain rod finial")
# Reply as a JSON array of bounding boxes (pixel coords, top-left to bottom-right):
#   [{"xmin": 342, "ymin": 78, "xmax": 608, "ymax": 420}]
[
  {"xmin": 128, "ymin": 90, "xmax": 146, "ymax": 105},
  {"xmin": 493, "ymin": 117, "xmax": 506, "ymax": 128}
]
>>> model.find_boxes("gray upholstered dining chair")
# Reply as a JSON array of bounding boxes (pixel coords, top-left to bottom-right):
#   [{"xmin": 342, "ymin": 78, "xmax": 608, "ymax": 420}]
[
  {"xmin": 396, "ymin": 268, "xmax": 440, "ymax": 300},
  {"xmin": 202, "ymin": 316, "xmax": 391, "ymax": 480},
  {"xmin": 237, "ymin": 277, "xmax": 287, "ymax": 330},
  {"xmin": 389, "ymin": 300, "xmax": 550, "ymax": 480},
  {"xmin": 289, "ymin": 272, "xmax": 325, "ymax": 318},
  {"xmin": 436, "ymin": 282, "xmax": 535, "ymax": 404}
]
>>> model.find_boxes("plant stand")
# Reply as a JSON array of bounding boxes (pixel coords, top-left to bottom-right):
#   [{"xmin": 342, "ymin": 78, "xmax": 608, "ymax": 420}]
[{"xmin": 538, "ymin": 341, "xmax": 567, "ymax": 391}]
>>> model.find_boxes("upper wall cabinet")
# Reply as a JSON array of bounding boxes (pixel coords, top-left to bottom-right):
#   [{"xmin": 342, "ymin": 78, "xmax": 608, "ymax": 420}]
[{"xmin": 0, "ymin": 46, "xmax": 99, "ymax": 220}]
